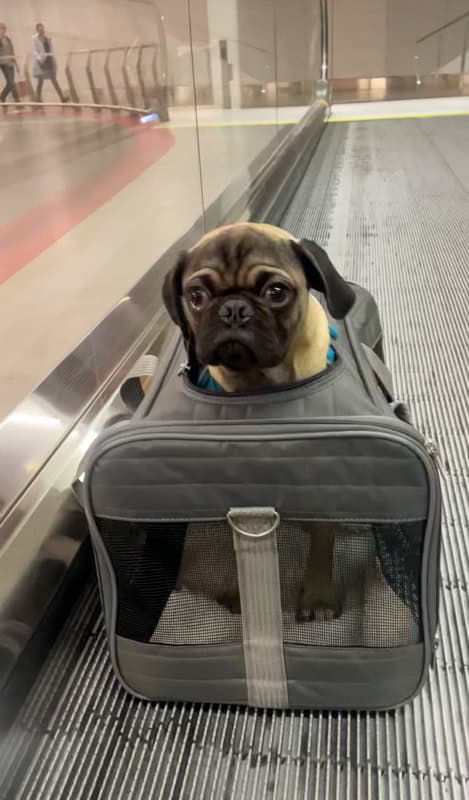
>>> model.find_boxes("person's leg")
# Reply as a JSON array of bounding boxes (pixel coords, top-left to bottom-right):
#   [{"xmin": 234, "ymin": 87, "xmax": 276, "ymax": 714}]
[
  {"xmin": 3, "ymin": 66, "xmax": 20, "ymax": 102},
  {"xmin": 9, "ymin": 67, "xmax": 20, "ymax": 103},
  {"xmin": 0, "ymin": 65, "xmax": 9, "ymax": 102},
  {"xmin": 36, "ymin": 76, "xmax": 44, "ymax": 101},
  {"xmin": 50, "ymin": 73, "xmax": 67, "ymax": 102}
]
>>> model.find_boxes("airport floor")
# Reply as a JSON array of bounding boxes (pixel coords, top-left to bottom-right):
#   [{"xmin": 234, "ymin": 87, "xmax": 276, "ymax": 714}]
[{"xmin": 0, "ymin": 97, "xmax": 468, "ymax": 420}]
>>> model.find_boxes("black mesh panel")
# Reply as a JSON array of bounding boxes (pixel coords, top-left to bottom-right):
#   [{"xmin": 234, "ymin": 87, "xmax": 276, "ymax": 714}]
[
  {"xmin": 96, "ymin": 518, "xmax": 423, "ymax": 647},
  {"xmin": 98, "ymin": 519, "xmax": 187, "ymax": 641},
  {"xmin": 278, "ymin": 521, "xmax": 423, "ymax": 647}
]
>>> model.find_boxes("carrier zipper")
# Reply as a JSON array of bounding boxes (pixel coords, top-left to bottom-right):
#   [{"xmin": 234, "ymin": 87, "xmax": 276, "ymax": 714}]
[
  {"xmin": 424, "ymin": 438, "xmax": 443, "ymax": 473},
  {"xmin": 90, "ymin": 416, "xmax": 428, "ymax": 452}
]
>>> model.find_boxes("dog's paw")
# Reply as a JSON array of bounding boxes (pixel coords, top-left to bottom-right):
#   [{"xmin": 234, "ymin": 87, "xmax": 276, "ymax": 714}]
[
  {"xmin": 296, "ymin": 581, "xmax": 343, "ymax": 623},
  {"xmin": 214, "ymin": 585, "xmax": 241, "ymax": 615}
]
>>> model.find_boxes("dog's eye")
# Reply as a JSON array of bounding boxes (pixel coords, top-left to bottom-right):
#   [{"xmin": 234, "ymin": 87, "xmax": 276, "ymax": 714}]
[
  {"xmin": 263, "ymin": 282, "xmax": 291, "ymax": 307},
  {"xmin": 188, "ymin": 287, "xmax": 210, "ymax": 310}
]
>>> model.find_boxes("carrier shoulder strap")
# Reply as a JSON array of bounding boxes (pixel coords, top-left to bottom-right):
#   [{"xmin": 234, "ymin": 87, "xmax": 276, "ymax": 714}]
[{"xmin": 362, "ymin": 344, "xmax": 394, "ymax": 401}]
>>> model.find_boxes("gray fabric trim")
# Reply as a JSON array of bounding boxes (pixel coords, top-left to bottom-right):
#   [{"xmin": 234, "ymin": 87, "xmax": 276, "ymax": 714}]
[
  {"xmin": 116, "ymin": 637, "xmax": 248, "ymax": 704},
  {"xmin": 114, "ymin": 637, "xmax": 424, "ymax": 710},
  {"xmin": 228, "ymin": 508, "xmax": 288, "ymax": 708},
  {"xmin": 285, "ymin": 643, "xmax": 425, "ymax": 709}
]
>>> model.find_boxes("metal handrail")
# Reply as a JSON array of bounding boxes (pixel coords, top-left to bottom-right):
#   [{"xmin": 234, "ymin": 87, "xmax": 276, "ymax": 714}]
[
  {"xmin": 416, "ymin": 10, "xmax": 469, "ymax": 44},
  {"xmin": 415, "ymin": 10, "xmax": 469, "ymax": 88},
  {"xmin": 4, "ymin": 40, "xmax": 168, "ymax": 117},
  {"xmin": 61, "ymin": 43, "xmax": 169, "ymax": 116},
  {"xmin": 1, "ymin": 47, "xmax": 144, "ymax": 111},
  {"xmin": 86, "ymin": 46, "xmax": 134, "ymax": 107}
]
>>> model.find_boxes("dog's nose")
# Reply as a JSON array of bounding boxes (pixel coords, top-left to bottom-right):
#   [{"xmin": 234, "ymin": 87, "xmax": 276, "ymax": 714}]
[{"xmin": 218, "ymin": 299, "xmax": 254, "ymax": 327}]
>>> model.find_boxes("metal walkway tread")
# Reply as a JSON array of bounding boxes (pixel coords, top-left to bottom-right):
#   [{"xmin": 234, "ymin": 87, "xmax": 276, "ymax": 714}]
[{"xmin": 1, "ymin": 115, "xmax": 469, "ymax": 799}]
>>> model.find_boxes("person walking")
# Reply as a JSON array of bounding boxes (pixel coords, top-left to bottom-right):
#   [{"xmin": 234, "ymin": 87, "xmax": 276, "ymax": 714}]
[
  {"xmin": 33, "ymin": 23, "xmax": 68, "ymax": 103},
  {"xmin": 0, "ymin": 23, "xmax": 20, "ymax": 106}
]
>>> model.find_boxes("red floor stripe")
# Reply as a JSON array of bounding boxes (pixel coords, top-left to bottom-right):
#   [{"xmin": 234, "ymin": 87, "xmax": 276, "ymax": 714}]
[{"xmin": 0, "ymin": 114, "xmax": 175, "ymax": 284}]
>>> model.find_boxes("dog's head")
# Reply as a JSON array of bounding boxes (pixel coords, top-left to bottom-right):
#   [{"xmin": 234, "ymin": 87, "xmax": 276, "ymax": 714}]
[{"xmin": 163, "ymin": 223, "xmax": 354, "ymax": 389}]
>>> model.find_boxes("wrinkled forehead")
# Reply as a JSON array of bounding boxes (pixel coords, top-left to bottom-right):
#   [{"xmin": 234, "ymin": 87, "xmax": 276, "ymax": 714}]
[{"xmin": 183, "ymin": 227, "xmax": 305, "ymax": 290}]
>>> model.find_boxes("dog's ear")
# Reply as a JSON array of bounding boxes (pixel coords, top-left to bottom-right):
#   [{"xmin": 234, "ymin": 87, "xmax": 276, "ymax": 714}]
[
  {"xmin": 162, "ymin": 252, "xmax": 190, "ymax": 338},
  {"xmin": 291, "ymin": 239, "xmax": 355, "ymax": 319}
]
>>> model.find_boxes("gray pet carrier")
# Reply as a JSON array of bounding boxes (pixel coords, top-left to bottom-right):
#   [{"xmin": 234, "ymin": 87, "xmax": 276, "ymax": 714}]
[{"xmin": 79, "ymin": 240, "xmax": 442, "ymax": 711}]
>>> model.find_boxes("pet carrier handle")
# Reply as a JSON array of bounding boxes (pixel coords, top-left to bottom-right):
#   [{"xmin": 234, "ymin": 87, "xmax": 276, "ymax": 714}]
[
  {"xmin": 227, "ymin": 507, "xmax": 288, "ymax": 708},
  {"xmin": 120, "ymin": 354, "xmax": 159, "ymax": 413}
]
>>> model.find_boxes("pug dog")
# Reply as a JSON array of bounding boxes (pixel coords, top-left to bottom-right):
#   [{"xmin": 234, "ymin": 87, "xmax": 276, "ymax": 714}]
[{"xmin": 162, "ymin": 222, "xmax": 355, "ymax": 620}]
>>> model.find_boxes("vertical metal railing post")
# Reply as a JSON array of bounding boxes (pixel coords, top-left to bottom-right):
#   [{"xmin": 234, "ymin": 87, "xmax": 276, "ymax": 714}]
[
  {"xmin": 460, "ymin": 20, "xmax": 468, "ymax": 89},
  {"xmin": 316, "ymin": 0, "xmax": 330, "ymax": 102},
  {"xmin": 415, "ymin": 49, "xmax": 421, "ymax": 87},
  {"xmin": 154, "ymin": 1, "xmax": 169, "ymax": 115},
  {"xmin": 104, "ymin": 49, "xmax": 119, "ymax": 107},
  {"xmin": 122, "ymin": 47, "xmax": 136, "ymax": 108},
  {"xmin": 136, "ymin": 45, "xmax": 149, "ymax": 109},
  {"xmin": 136, "ymin": 43, "xmax": 169, "ymax": 120},
  {"xmin": 320, "ymin": 0, "xmax": 329, "ymax": 81},
  {"xmin": 435, "ymin": 31, "xmax": 442, "ymax": 77},
  {"xmin": 86, "ymin": 51, "xmax": 100, "ymax": 105},
  {"xmin": 151, "ymin": 45, "xmax": 169, "ymax": 121},
  {"xmin": 65, "ymin": 51, "xmax": 81, "ymax": 103}
]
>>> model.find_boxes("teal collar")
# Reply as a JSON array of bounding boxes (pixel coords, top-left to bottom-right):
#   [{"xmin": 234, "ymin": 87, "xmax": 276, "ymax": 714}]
[
  {"xmin": 197, "ymin": 369, "xmax": 225, "ymax": 393},
  {"xmin": 197, "ymin": 325, "xmax": 338, "ymax": 393}
]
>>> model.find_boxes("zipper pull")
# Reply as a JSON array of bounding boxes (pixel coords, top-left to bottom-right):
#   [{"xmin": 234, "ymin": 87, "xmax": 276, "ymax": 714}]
[
  {"xmin": 177, "ymin": 362, "xmax": 190, "ymax": 376},
  {"xmin": 425, "ymin": 438, "xmax": 443, "ymax": 472}
]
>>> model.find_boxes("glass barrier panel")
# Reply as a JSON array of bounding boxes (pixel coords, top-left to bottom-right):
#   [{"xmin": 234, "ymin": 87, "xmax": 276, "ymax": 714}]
[
  {"xmin": 275, "ymin": 0, "xmax": 321, "ymax": 120},
  {"xmin": 0, "ymin": 2, "xmax": 204, "ymax": 428},
  {"xmin": 191, "ymin": 0, "xmax": 323, "ymax": 226},
  {"xmin": 189, "ymin": 0, "xmax": 280, "ymax": 224}
]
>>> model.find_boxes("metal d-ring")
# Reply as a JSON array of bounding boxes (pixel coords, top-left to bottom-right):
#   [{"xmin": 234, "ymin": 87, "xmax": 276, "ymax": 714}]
[{"xmin": 227, "ymin": 508, "xmax": 280, "ymax": 539}]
